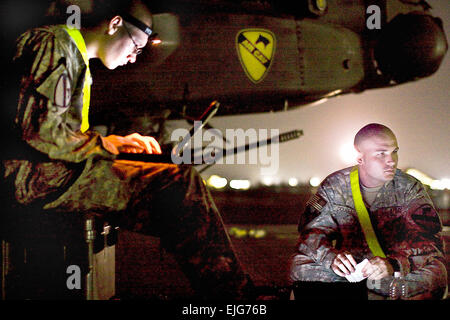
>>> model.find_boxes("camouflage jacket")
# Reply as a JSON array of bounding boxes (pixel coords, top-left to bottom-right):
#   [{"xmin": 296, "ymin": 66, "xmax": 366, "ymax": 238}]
[
  {"xmin": 2, "ymin": 25, "xmax": 113, "ymax": 206},
  {"xmin": 295, "ymin": 166, "xmax": 447, "ymax": 297}
]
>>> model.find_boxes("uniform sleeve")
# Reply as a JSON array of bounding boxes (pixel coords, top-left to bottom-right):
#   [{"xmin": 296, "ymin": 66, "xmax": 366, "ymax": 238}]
[
  {"xmin": 13, "ymin": 29, "xmax": 114, "ymax": 163},
  {"xmin": 388, "ymin": 180, "xmax": 447, "ymax": 298},
  {"xmin": 296, "ymin": 180, "xmax": 340, "ymax": 269}
]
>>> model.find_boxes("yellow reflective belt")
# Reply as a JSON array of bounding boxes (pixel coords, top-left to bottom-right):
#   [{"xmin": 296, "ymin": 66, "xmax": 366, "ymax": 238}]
[
  {"xmin": 62, "ymin": 25, "xmax": 91, "ymax": 133},
  {"xmin": 350, "ymin": 166, "xmax": 386, "ymax": 258}
]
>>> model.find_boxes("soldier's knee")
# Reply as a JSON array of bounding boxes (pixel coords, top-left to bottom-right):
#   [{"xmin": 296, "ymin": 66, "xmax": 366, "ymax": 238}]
[
  {"xmin": 176, "ymin": 165, "xmax": 204, "ymax": 185},
  {"xmin": 154, "ymin": 164, "xmax": 197, "ymax": 186},
  {"xmin": 177, "ymin": 164, "xmax": 196, "ymax": 176},
  {"xmin": 289, "ymin": 254, "xmax": 315, "ymax": 282}
]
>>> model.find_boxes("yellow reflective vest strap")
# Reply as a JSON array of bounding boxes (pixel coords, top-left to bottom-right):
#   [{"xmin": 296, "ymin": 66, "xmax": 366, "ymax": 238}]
[
  {"xmin": 350, "ymin": 166, "xmax": 386, "ymax": 258},
  {"xmin": 62, "ymin": 25, "xmax": 91, "ymax": 133}
]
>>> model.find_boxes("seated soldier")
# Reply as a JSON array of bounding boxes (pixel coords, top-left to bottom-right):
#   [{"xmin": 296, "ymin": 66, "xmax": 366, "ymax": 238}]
[
  {"xmin": 289, "ymin": 123, "xmax": 447, "ymax": 299},
  {"xmin": 1, "ymin": 0, "xmax": 252, "ymax": 299}
]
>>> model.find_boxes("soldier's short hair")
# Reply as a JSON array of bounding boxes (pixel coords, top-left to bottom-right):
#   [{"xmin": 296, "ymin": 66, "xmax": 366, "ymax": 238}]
[{"xmin": 354, "ymin": 123, "xmax": 396, "ymax": 149}]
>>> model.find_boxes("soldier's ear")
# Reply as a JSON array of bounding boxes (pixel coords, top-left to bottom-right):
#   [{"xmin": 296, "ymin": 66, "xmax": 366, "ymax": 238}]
[
  {"xmin": 356, "ymin": 155, "xmax": 363, "ymax": 165},
  {"xmin": 107, "ymin": 16, "xmax": 123, "ymax": 35},
  {"xmin": 355, "ymin": 145, "xmax": 363, "ymax": 165}
]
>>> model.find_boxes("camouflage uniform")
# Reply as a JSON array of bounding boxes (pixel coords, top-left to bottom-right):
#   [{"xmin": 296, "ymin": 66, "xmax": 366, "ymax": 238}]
[
  {"xmin": 290, "ymin": 166, "xmax": 447, "ymax": 299},
  {"xmin": 1, "ymin": 25, "xmax": 251, "ymax": 299}
]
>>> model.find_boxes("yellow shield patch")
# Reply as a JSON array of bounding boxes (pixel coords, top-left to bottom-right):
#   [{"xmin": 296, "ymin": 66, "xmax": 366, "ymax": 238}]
[{"xmin": 236, "ymin": 29, "xmax": 276, "ymax": 83}]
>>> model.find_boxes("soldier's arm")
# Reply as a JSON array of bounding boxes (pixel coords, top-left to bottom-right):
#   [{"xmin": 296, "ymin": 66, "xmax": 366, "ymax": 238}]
[
  {"xmin": 390, "ymin": 180, "xmax": 447, "ymax": 298},
  {"xmin": 296, "ymin": 183, "xmax": 341, "ymax": 270},
  {"xmin": 13, "ymin": 29, "xmax": 113, "ymax": 162}
]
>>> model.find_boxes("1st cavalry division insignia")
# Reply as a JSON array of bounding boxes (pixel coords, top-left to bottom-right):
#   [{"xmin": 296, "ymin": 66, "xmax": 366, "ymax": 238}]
[{"xmin": 236, "ymin": 29, "xmax": 276, "ymax": 83}]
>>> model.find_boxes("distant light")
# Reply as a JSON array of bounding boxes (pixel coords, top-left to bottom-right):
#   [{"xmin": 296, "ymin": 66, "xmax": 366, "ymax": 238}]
[
  {"xmin": 288, "ymin": 177, "xmax": 299, "ymax": 187},
  {"xmin": 230, "ymin": 180, "xmax": 251, "ymax": 190},
  {"xmin": 430, "ymin": 179, "xmax": 450, "ymax": 190},
  {"xmin": 207, "ymin": 175, "xmax": 227, "ymax": 189},
  {"xmin": 262, "ymin": 176, "xmax": 274, "ymax": 186},
  {"xmin": 228, "ymin": 227, "xmax": 247, "ymax": 238},
  {"xmin": 339, "ymin": 143, "xmax": 358, "ymax": 165},
  {"xmin": 228, "ymin": 227, "xmax": 267, "ymax": 239},
  {"xmin": 309, "ymin": 177, "xmax": 321, "ymax": 187},
  {"xmin": 406, "ymin": 168, "xmax": 433, "ymax": 186},
  {"xmin": 248, "ymin": 229, "xmax": 267, "ymax": 239},
  {"xmin": 406, "ymin": 169, "xmax": 449, "ymax": 190}
]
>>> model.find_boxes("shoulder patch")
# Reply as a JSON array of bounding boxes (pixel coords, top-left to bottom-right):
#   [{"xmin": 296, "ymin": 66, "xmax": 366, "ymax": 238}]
[
  {"xmin": 306, "ymin": 193, "xmax": 327, "ymax": 212},
  {"xmin": 54, "ymin": 73, "xmax": 71, "ymax": 108},
  {"xmin": 36, "ymin": 63, "xmax": 71, "ymax": 110},
  {"xmin": 298, "ymin": 193, "xmax": 328, "ymax": 232}
]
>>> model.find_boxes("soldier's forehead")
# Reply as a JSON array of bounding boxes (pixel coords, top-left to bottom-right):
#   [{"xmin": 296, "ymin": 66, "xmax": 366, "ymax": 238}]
[{"xmin": 362, "ymin": 134, "xmax": 398, "ymax": 149}]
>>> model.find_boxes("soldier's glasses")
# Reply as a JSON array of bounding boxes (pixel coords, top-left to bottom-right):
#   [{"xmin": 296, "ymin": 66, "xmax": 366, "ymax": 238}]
[
  {"xmin": 122, "ymin": 14, "xmax": 159, "ymax": 55},
  {"xmin": 123, "ymin": 22, "xmax": 143, "ymax": 55}
]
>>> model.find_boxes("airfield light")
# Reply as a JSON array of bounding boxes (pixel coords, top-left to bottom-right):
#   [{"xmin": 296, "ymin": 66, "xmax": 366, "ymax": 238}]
[
  {"xmin": 430, "ymin": 179, "xmax": 450, "ymax": 190},
  {"xmin": 207, "ymin": 175, "xmax": 227, "ymax": 189},
  {"xmin": 228, "ymin": 227, "xmax": 247, "ymax": 239},
  {"xmin": 262, "ymin": 176, "xmax": 273, "ymax": 186},
  {"xmin": 309, "ymin": 177, "xmax": 321, "ymax": 187},
  {"xmin": 405, "ymin": 169, "xmax": 449, "ymax": 190},
  {"xmin": 230, "ymin": 180, "xmax": 251, "ymax": 190},
  {"xmin": 248, "ymin": 229, "xmax": 267, "ymax": 239},
  {"xmin": 406, "ymin": 168, "xmax": 433, "ymax": 186},
  {"xmin": 288, "ymin": 177, "xmax": 299, "ymax": 187}
]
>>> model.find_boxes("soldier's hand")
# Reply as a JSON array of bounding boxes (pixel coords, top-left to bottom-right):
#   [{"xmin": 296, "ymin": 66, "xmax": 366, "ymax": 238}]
[
  {"xmin": 361, "ymin": 256, "xmax": 393, "ymax": 280},
  {"xmin": 101, "ymin": 133, "xmax": 161, "ymax": 155},
  {"xmin": 331, "ymin": 252, "xmax": 357, "ymax": 277},
  {"xmin": 124, "ymin": 133, "xmax": 162, "ymax": 154}
]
